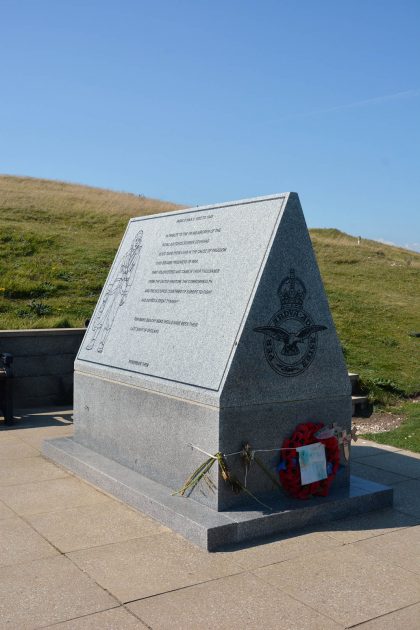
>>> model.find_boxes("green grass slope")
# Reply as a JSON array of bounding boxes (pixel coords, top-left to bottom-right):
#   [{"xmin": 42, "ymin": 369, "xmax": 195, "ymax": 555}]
[
  {"xmin": 0, "ymin": 175, "xmax": 181, "ymax": 329},
  {"xmin": 311, "ymin": 229, "xmax": 419, "ymax": 400},
  {"xmin": 1, "ymin": 176, "xmax": 419, "ymax": 400}
]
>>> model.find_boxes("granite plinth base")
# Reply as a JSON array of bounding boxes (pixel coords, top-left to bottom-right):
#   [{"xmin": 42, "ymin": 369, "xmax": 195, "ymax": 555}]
[{"xmin": 43, "ymin": 436, "xmax": 393, "ymax": 551}]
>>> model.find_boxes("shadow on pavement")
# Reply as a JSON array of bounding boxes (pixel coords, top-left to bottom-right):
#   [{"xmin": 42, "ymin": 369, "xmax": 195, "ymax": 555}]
[
  {"xmin": 1, "ymin": 409, "xmax": 419, "ymax": 553},
  {"xmin": 0, "ymin": 407, "xmax": 73, "ymax": 430}
]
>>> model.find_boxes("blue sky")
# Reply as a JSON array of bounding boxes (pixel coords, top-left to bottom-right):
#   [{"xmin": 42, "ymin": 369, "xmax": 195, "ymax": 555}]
[{"xmin": 1, "ymin": 0, "xmax": 419, "ymax": 250}]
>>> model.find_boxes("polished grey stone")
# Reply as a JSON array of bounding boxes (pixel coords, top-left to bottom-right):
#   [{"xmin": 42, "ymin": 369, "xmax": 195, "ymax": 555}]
[
  {"xmin": 43, "ymin": 436, "xmax": 393, "ymax": 551},
  {"xmin": 70, "ymin": 194, "xmax": 352, "ymax": 510},
  {"xmin": 75, "ymin": 194, "xmax": 350, "ymax": 406},
  {"xmin": 77, "ymin": 196, "xmax": 289, "ymax": 391},
  {"xmin": 47, "ymin": 193, "xmax": 378, "ymax": 546},
  {"xmin": 73, "ymin": 372, "xmax": 351, "ymax": 511}
]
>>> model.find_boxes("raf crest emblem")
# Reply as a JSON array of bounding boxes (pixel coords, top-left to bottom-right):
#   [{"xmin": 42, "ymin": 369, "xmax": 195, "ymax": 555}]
[{"xmin": 254, "ymin": 269, "xmax": 327, "ymax": 377}]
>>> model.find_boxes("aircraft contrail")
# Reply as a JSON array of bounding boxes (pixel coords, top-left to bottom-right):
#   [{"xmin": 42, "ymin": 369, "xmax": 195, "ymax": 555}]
[{"xmin": 272, "ymin": 88, "xmax": 420, "ymax": 123}]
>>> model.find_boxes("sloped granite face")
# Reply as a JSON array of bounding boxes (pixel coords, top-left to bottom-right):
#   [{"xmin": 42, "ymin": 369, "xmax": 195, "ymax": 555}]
[
  {"xmin": 75, "ymin": 191, "xmax": 349, "ymax": 406},
  {"xmin": 69, "ymin": 193, "xmax": 353, "ymax": 517},
  {"xmin": 76, "ymin": 195, "xmax": 289, "ymax": 394},
  {"xmin": 220, "ymin": 193, "xmax": 350, "ymax": 407}
]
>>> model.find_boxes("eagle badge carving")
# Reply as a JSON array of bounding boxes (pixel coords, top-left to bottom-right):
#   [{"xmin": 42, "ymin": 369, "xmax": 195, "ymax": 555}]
[{"xmin": 254, "ymin": 269, "xmax": 327, "ymax": 377}]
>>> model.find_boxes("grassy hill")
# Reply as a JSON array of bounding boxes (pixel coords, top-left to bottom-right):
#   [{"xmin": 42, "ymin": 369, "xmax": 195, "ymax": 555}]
[
  {"xmin": 0, "ymin": 175, "xmax": 181, "ymax": 328},
  {"xmin": 1, "ymin": 175, "xmax": 419, "ymax": 402},
  {"xmin": 310, "ymin": 229, "xmax": 419, "ymax": 401}
]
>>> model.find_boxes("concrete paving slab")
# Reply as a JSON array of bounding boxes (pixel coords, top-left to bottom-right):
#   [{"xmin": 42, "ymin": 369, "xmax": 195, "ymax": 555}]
[
  {"xmin": 0, "ymin": 431, "xmax": 18, "ymax": 441},
  {"xmin": 357, "ymin": 451, "xmax": 420, "ymax": 479},
  {"xmin": 27, "ymin": 499, "xmax": 169, "ymax": 552},
  {"xmin": 0, "ymin": 556, "xmax": 118, "ymax": 629},
  {"xmin": 18, "ymin": 425, "xmax": 74, "ymax": 449},
  {"xmin": 9, "ymin": 407, "xmax": 74, "ymax": 426},
  {"xmin": 68, "ymin": 531, "xmax": 244, "ymax": 602},
  {"xmin": 352, "ymin": 460, "xmax": 412, "ymax": 485},
  {"xmin": 0, "ymin": 500, "xmax": 14, "ymax": 520},
  {"xmin": 0, "ymin": 476, "xmax": 110, "ymax": 516},
  {"xmin": 353, "ymin": 602, "xmax": 420, "ymax": 629},
  {"xmin": 218, "ymin": 531, "xmax": 341, "ymax": 570},
  {"xmin": 351, "ymin": 440, "xmax": 402, "ymax": 459},
  {"xmin": 0, "ymin": 516, "xmax": 59, "ymax": 567},
  {"xmin": 2, "ymin": 411, "xmax": 420, "ymax": 629},
  {"xmin": 0, "ymin": 456, "xmax": 68, "ymax": 486},
  {"xmin": 354, "ymin": 524, "xmax": 420, "ymax": 575},
  {"xmin": 396, "ymin": 449, "xmax": 420, "ymax": 460},
  {"xmin": 399, "ymin": 450, "xmax": 420, "ymax": 459},
  {"xmin": 253, "ymin": 544, "xmax": 420, "ymax": 627},
  {"xmin": 0, "ymin": 438, "xmax": 39, "ymax": 459},
  {"xmin": 393, "ymin": 479, "xmax": 420, "ymax": 518},
  {"xmin": 45, "ymin": 606, "xmax": 147, "ymax": 629},
  {"xmin": 1, "ymin": 419, "xmax": 72, "ymax": 440},
  {"xmin": 127, "ymin": 572, "xmax": 344, "ymax": 630},
  {"xmin": 2, "ymin": 409, "xmax": 74, "ymax": 443},
  {"xmin": 320, "ymin": 507, "xmax": 419, "ymax": 544}
]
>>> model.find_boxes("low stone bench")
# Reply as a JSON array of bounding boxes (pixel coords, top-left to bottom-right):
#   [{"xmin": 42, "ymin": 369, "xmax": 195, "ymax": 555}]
[{"xmin": 0, "ymin": 353, "xmax": 14, "ymax": 424}]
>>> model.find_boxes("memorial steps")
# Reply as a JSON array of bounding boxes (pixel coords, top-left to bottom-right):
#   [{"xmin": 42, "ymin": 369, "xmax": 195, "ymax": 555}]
[{"xmin": 349, "ymin": 372, "xmax": 372, "ymax": 417}]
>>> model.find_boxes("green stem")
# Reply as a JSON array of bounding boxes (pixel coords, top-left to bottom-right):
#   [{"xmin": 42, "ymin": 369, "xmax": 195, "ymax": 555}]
[
  {"xmin": 173, "ymin": 457, "xmax": 216, "ymax": 496},
  {"xmin": 237, "ymin": 481, "xmax": 273, "ymax": 511},
  {"xmin": 174, "ymin": 449, "xmax": 274, "ymax": 511},
  {"xmin": 254, "ymin": 454, "xmax": 284, "ymax": 492}
]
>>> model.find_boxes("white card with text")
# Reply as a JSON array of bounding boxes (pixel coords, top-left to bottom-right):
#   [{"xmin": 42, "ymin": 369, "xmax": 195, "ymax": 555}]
[{"xmin": 296, "ymin": 442, "xmax": 327, "ymax": 485}]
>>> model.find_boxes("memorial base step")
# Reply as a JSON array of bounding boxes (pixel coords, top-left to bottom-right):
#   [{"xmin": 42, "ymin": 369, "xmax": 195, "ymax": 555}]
[
  {"xmin": 352, "ymin": 395, "xmax": 373, "ymax": 417},
  {"xmin": 43, "ymin": 436, "xmax": 393, "ymax": 552}
]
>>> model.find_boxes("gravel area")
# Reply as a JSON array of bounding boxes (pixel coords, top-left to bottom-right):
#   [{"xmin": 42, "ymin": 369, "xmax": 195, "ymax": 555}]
[{"xmin": 353, "ymin": 411, "xmax": 405, "ymax": 434}]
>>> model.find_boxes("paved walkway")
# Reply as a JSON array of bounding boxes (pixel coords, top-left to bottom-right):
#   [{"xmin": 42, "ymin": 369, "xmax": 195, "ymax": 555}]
[{"xmin": 1, "ymin": 409, "xmax": 420, "ymax": 629}]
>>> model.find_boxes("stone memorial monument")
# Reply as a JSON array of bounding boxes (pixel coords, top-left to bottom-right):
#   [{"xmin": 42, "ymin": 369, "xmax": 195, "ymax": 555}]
[{"xmin": 43, "ymin": 193, "xmax": 392, "ymax": 549}]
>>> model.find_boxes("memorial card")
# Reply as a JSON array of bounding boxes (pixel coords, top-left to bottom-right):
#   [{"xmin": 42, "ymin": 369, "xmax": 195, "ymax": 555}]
[{"xmin": 296, "ymin": 442, "xmax": 327, "ymax": 485}]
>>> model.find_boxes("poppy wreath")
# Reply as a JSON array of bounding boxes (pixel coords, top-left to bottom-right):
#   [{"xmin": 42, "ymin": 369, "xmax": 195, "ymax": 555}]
[{"xmin": 278, "ymin": 422, "xmax": 340, "ymax": 499}]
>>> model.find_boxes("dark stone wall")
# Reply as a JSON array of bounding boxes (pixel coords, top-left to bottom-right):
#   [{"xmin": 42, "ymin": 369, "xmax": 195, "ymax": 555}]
[{"xmin": 0, "ymin": 329, "xmax": 85, "ymax": 408}]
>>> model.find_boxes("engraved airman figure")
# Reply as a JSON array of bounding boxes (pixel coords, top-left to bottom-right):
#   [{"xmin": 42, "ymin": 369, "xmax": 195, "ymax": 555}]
[{"xmin": 86, "ymin": 229, "xmax": 143, "ymax": 353}]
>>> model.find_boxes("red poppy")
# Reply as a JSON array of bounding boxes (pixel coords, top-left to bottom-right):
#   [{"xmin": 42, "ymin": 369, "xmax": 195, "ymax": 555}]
[{"xmin": 279, "ymin": 422, "xmax": 340, "ymax": 499}]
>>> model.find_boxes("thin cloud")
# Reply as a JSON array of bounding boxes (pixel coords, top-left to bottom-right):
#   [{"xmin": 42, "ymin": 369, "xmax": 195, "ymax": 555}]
[
  {"xmin": 274, "ymin": 88, "xmax": 420, "ymax": 123},
  {"xmin": 375, "ymin": 238, "xmax": 420, "ymax": 253},
  {"xmin": 404, "ymin": 242, "xmax": 420, "ymax": 253},
  {"xmin": 376, "ymin": 238, "xmax": 399, "ymax": 247}
]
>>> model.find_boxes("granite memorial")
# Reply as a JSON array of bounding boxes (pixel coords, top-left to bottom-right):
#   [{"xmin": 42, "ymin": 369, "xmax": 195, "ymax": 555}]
[{"xmin": 43, "ymin": 193, "xmax": 392, "ymax": 549}]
